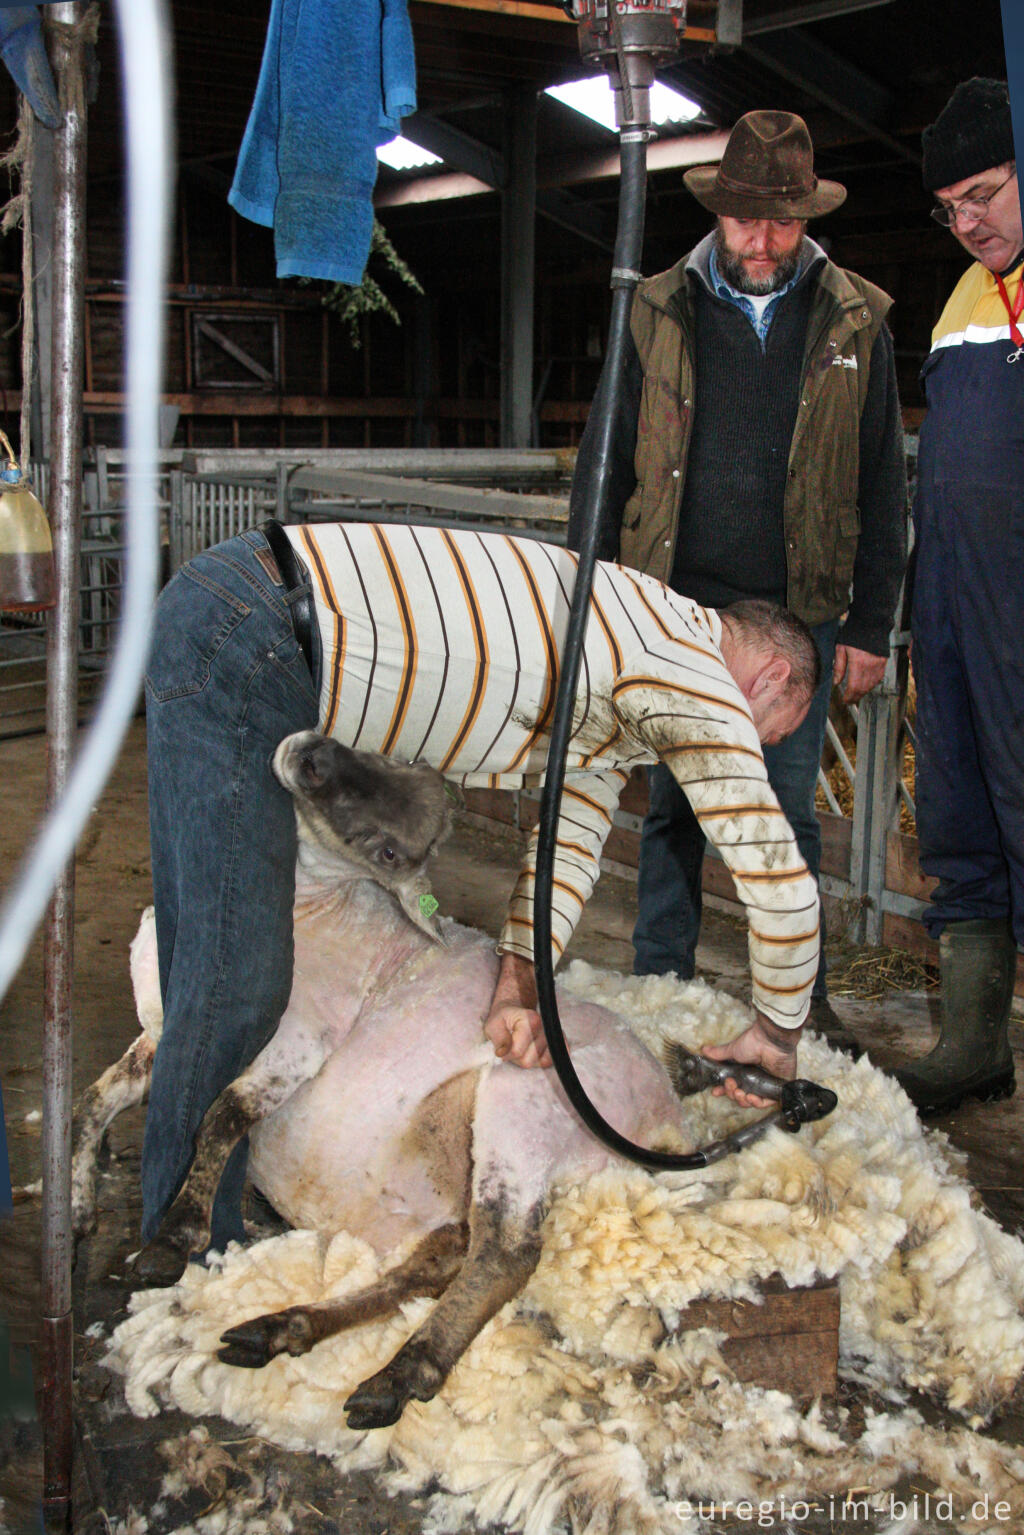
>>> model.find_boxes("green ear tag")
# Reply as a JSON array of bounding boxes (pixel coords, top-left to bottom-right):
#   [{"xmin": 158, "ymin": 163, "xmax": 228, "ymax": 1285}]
[{"xmin": 419, "ymin": 893, "xmax": 439, "ymax": 919}]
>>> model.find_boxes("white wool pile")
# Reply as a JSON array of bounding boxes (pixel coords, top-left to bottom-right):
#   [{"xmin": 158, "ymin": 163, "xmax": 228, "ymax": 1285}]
[
  {"xmin": 551, "ymin": 967, "xmax": 1024, "ymax": 1422},
  {"xmin": 104, "ymin": 966, "xmax": 1024, "ymax": 1535}
]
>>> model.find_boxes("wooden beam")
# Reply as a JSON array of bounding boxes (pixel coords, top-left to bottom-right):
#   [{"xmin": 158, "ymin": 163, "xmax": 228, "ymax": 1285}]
[
  {"xmin": 0, "ymin": 390, "xmax": 593, "ymax": 426},
  {"xmin": 73, "ymin": 391, "xmax": 507, "ymax": 420},
  {"xmin": 539, "ymin": 128, "xmax": 731, "ymax": 187},
  {"xmin": 415, "ymin": 0, "xmax": 572, "ymax": 22},
  {"xmin": 290, "ymin": 466, "xmax": 568, "ymax": 526},
  {"xmin": 193, "ymin": 318, "xmax": 277, "ymax": 385},
  {"xmin": 375, "ymin": 172, "xmax": 493, "ymax": 208},
  {"xmin": 375, "ymin": 129, "xmax": 732, "ymax": 208},
  {"xmin": 412, "ymin": 0, "xmax": 716, "ymax": 39}
]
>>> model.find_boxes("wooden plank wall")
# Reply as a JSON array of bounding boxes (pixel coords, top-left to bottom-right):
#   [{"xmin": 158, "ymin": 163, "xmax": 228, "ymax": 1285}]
[{"xmin": 464, "ymin": 777, "xmax": 1024, "ymax": 992}]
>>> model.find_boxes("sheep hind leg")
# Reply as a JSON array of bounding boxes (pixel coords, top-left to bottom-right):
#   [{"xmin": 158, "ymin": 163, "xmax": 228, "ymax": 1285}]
[
  {"xmin": 72, "ymin": 1033, "xmax": 155, "ymax": 1238},
  {"xmin": 216, "ymin": 1220, "xmax": 470, "ymax": 1369},
  {"xmin": 132, "ymin": 1046, "xmax": 324, "ymax": 1287},
  {"xmin": 344, "ymin": 1200, "xmax": 542, "ymax": 1430}
]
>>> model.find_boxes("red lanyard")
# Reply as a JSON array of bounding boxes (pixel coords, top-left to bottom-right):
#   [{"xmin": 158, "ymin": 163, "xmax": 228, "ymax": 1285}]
[{"xmin": 995, "ymin": 268, "xmax": 1024, "ymax": 348}]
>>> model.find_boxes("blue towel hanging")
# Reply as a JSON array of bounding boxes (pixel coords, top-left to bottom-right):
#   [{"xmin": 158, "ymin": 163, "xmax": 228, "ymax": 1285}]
[{"xmin": 229, "ymin": 0, "xmax": 417, "ymax": 286}]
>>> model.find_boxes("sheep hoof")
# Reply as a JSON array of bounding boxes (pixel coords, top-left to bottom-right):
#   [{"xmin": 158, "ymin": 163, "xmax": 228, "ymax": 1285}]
[
  {"xmin": 218, "ymin": 1308, "xmax": 313, "ymax": 1368},
  {"xmin": 344, "ymin": 1379, "xmax": 405, "ymax": 1430},
  {"xmin": 130, "ymin": 1236, "xmax": 190, "ymax": 1288},
  {"xmin": 345, "ymin": 1344, "xmax": 445, "ymax": 1429}
]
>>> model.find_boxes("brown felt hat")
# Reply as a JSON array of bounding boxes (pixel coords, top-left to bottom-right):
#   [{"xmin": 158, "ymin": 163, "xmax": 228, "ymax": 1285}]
[{"xmin": 684, "ymin": 110, "xmax": 847, "ymax": 219}]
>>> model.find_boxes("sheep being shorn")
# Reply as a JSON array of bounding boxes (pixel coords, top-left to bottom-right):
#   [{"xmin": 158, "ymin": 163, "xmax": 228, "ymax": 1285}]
[
  {"xmin": 92, "ymin": 733, "xmax": 835, "ymax": 1432},
  {"xmin": 104, "ymin": 965, "xmax": 1024, "ymax": 1535}
]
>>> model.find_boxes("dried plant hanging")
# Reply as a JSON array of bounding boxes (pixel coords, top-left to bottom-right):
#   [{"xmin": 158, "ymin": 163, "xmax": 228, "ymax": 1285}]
[{"xmin": 307, "ymin": 220, "xmax": 423, "ymax": 348}]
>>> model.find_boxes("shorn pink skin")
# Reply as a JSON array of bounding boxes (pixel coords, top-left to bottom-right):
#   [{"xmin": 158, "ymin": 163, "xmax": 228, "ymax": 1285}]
[{"xmin": 94, "ymin": 739, "xmax": 696, "ymax": 1429}]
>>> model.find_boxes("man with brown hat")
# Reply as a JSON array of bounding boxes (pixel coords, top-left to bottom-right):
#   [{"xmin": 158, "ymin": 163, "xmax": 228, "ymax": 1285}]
[
  {"xmin": 568, "ymin": 109, "xmax": 908, "ymax": 1053},
  {"xmin": 894, "ymin": 80, "xmax": 1022, "ymax": 1116}
]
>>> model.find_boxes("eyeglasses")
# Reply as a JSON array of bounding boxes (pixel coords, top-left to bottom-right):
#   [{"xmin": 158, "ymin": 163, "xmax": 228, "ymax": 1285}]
[{"xmin": 930, "ymin": 168, "xmax": 1017, "ymax": 228}]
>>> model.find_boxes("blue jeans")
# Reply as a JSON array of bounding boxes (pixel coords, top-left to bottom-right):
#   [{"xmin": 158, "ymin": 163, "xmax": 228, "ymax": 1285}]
[
  {"xmin": 632, "ymin": 620, "xmax": 838, "ymax": 994},
  {"xmin": 141, "ymin": 530, "xmax": 321, "ymax": 1249}
]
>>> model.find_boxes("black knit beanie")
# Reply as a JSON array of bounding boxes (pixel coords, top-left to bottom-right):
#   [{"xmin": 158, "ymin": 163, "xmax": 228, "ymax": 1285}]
[{"xmin": 921, "ymin": 78, "xmax": 1016, "ymax": 191}]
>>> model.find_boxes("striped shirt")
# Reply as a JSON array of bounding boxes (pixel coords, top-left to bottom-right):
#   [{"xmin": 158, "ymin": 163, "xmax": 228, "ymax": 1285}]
[{"xmin": 285, "ymin": 521, "xmax": 819, "ymax": 1027}]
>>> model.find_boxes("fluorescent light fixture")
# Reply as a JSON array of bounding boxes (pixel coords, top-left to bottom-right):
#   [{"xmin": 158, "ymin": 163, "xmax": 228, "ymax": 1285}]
[
  {"xmin": 545, "ymin": 77, "xmax": 700, "ymax": 132},
  {"xmin": 377, "ymin": 136, "xmax": 443, "ymax": 171}
]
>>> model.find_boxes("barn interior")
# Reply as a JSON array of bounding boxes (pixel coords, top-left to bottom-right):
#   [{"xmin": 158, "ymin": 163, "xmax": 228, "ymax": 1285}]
[
  {"xmin": 1, "ymin": 1, "xmax": 1023, "ymax": 1532},
  {"xmin": 0, "ymin": 0, "xmax": 1008, "ymax": 451}
]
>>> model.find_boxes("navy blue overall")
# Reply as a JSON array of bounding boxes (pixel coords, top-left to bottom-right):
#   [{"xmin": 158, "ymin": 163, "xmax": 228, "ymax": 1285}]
[{"xmin": 911, "ymin": 256, "xmax": 1024, "ymax": 945}]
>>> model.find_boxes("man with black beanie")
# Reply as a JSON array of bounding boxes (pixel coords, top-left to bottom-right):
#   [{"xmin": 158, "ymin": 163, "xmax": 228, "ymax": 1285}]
[
  {"xmin": 567, "ymin": 110, "xmax": 908, "ymax": 1056},
  {"xmin": 895, "ymin": 80, "xmax": 1023, "ymax": 1115}
]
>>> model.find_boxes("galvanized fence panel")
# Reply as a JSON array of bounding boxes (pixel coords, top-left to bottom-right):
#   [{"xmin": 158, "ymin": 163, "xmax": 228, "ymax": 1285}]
[
  {"xmin": 0, "ymin": 451, "xmax": 180, "ymax": 738},
  {"xmin": 171, "ymin": 478, "xmax": 274, "ymax": 572},
  {"xmin": 2, "ymin": 444, "xmax": 929, "ymax": 953}
]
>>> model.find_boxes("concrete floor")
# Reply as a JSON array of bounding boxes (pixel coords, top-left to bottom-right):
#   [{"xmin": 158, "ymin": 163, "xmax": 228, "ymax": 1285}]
[{"xmin": 1, "ymin": 719, "xmax": 1022, "ymax": 1533}]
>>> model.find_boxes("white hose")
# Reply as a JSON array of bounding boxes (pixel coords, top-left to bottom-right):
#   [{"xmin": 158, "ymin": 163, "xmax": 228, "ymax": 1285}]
[{"xmin": 0, "ymin": 0, "xmax": 171, "ymax": 1003}]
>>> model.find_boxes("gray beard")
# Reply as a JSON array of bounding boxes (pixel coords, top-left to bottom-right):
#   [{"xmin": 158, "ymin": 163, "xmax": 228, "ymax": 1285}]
[{"xmin": 714, "ymin": 226, "xmax": 804, "ymax": 295}]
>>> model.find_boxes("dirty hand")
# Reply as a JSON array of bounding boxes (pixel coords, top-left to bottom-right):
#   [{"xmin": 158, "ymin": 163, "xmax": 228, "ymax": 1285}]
[
  {"xmin": 484, "ymin": 1005, "xmax": 552, "ymax": 1069},
  {"xmin": 701, "ymin": 1011, "xmax": 802, "ymax": 1108},
  {"xmin": 832, "ymin": 644, "xmax": 886, "ymax": 704},
  {"xmin": 484, "ymin": 951, "xmax": 551, "ymax": 1069}
]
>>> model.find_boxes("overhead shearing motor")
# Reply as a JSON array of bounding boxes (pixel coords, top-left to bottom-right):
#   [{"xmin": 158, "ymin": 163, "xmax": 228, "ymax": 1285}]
[{"xmin": 567, "ymin": 0, "xmax": 688, "ymax": 127}]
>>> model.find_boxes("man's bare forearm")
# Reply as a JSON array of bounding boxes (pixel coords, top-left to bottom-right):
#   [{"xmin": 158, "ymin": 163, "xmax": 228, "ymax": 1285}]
[{"xmin": 490, "ymin": 950, "xmax": 538, "ymax": 1013}]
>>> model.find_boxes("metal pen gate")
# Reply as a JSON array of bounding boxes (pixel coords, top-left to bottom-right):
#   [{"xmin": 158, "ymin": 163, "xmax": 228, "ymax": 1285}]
[
  {"xmin": 1, "ymin": 444, "xmax": 928, "ymax": 953},
  {"xmin": 0, "ymin": 450, "xmax": 180, "ymax": 737}
]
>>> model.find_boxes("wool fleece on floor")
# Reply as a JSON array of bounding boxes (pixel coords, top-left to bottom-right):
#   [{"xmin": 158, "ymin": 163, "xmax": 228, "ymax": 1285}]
[{"xmin": 105, "ymin": 967, "xmax": 1024, "ymax": 1534}]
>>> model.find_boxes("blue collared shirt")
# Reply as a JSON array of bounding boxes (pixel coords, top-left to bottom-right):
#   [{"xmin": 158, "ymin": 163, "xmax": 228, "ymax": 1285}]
[{"xmin": 708, "ymin": 246, "xmax": 803, "ymax": 345}]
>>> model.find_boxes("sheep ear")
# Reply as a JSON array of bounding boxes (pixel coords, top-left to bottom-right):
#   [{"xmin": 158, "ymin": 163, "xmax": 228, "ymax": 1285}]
[
  {"xmin": 442, "ymin": 777, "xmax": 464, "ymax": 811},
  {"xmin": 396, "ymin": 879, "xmax": 448, "ymax": 945}
]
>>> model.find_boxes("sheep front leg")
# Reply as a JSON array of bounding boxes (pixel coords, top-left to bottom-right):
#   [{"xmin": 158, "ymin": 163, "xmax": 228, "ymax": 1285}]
[
  {"xmin": 343, "ymin": 1199, "xmax": 542, "ymax": 1430},
  {"xmin": 217, "ymin": 1221, "xmax": 470, "ymax": 1369},
  {"xmin": 72, "ymin": 1033, "xmax": 156, "ymax": 1236}
]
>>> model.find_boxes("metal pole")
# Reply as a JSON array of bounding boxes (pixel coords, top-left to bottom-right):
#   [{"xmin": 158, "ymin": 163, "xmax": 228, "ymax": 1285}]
[
  {"xmin": 40, "ymin": 4, "xmax": 89, "ymax": 1524},
  {"xmin": 849, "ymin": 635, "xmax": 908, "ymax": 947},
  {"xmin": 500, "ymin": 83, "xmax": 537, "ymax": 448}
]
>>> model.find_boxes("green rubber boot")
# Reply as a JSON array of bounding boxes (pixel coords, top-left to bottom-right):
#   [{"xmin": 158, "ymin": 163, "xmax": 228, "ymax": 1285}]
[{"xmin": 895, "ymin": 918, "xmax": 1017, "ymax": 1115}]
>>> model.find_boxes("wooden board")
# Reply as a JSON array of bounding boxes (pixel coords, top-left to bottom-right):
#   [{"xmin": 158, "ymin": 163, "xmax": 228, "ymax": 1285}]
[
  {"xmin": 886, "ymin": 828, "xmax": 937, "ymax": 903},
  {"xmin": 462, "ymin": 786, "xmax": 519, "ymax": 825},
  {"xmin": 819, "ymin": 811, "xmax": 853, "ymax": 878},
  {"xmin": 671, "ymin": 1276, "xmax": 840, "ymax": 1401}
]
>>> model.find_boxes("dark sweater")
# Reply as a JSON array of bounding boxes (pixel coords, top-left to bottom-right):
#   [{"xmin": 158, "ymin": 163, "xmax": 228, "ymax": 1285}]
[{"xmin": 670, "ymin": 276, "xmax": 814, "ymax": 608}]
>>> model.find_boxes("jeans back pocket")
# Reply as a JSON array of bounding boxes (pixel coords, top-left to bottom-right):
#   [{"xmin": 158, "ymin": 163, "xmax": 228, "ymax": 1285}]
[{"xmin": 145, "ymin": 564, "xmax": 252, "ymax": 702}]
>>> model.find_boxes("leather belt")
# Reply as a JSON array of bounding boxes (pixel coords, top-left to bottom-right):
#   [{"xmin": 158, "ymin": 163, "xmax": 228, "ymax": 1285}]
[{"xmin": 259, "ymin": 519, "xmax": 316, "ymax": 681}]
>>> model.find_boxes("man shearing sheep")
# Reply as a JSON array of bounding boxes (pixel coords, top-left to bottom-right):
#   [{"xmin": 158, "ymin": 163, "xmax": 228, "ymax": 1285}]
[{"xmin": 141, "ymin": 519, "xmax": 821, "ymax": 1252}]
